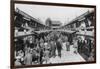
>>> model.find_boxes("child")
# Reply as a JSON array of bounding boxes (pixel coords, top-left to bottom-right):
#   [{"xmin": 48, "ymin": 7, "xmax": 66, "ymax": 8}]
[{"xmin": 42, "ymin": 48, "xmax": 50, "ymax": 64}]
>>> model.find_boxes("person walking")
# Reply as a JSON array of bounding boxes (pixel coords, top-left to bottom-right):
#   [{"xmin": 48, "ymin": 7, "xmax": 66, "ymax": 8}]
[
  {"xmin": 56, "ymin": 39, "xmax": 62, "ymax": 58},
  {"xmin": 39, "ymin": 40, "xmax": 44, "ymax": 64},
  {"xmin": 50, "ymin": 40, "xmax": 56, "ymax": 57},
  {"xmin": 73, "ymin": 38, "xmax": 78, "ymax": 54},
  {"xmin": 65, "ymin": 37, "xmax": 70, "ymax": 51},
  {"xmin": 77, "ymin": 37, "xmax": 82, "ymax": 53}
]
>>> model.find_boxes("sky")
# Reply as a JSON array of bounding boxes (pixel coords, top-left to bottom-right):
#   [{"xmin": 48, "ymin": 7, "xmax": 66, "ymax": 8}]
[{"xmin": 15, "ymin": 3, "xmax": 94, "ymax": 25}]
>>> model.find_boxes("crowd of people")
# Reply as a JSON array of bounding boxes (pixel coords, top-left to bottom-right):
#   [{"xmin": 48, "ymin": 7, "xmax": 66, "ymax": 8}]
[{"xmin": 14, "ymin": 31, "xmax": 94, "ymax": 66}]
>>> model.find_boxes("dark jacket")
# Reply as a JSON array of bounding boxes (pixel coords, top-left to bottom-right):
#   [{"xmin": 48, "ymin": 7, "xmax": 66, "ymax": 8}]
[{"xmin": 56, "ymin": 41, "xmax": 62, "ymax": 51}]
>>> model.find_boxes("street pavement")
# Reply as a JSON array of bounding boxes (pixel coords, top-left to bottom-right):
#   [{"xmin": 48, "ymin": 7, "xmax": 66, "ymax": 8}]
[{"xmin": 47, "ymin": 43, "xmax": 86, "ymax": 64}]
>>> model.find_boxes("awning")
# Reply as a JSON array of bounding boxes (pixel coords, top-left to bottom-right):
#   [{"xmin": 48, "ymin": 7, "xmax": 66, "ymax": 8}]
[
  {"xmin": 15, "ymin": 31, "xmax": 38, "ymax": 38},
  {"xmin": 76, "ymin": 31, "xmax": 94, "ymax": 37},
  {"xmin": 34, "ymin": 29, "xmax": 76, "ymax": 34}
]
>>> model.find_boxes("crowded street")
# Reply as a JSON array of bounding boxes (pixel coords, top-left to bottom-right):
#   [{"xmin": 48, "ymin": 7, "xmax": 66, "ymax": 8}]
[{"xmin": 14, "ymin": 5, "xmax": 95, "ymax": 66}]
